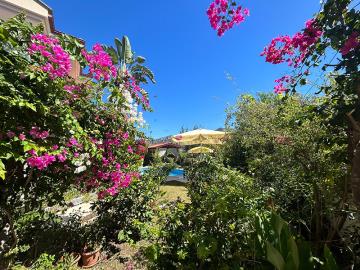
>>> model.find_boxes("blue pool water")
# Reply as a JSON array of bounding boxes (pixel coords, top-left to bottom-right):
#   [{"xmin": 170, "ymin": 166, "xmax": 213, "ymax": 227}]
[
  {"xmin": 169, "ymin": 169, "xmax": 184, "ymax": 177},
  {"xmin": 140, "ymin": 167, "xmax": 184, "ymax": 177}
]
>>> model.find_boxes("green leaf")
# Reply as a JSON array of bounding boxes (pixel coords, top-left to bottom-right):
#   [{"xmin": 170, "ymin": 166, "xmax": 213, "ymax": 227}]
[
  {"xmin": 23, "ymin": 142, "xmax": 38, "ymax": 152},
  {"xmin": 272, "ymin": 213, "xmax": 285, "ymax": 237},
  {"xmin": 122, "ymin": 35, "xmax": 133, "ymax": 63},
  {"xmin": 0, "ymin": 159, "xmax": 6, "ymax": 180},
  {"xmin": 144, "ymin": 244, "xmax": 159, "ymax": 261},
  {"xmin": 18, "ymin": 100, "xmax": 36, "ymax": 111},
  {"xmin": 131, "ymin": 65, "xmax": 156, "ymax": 83},
  {"xmin": 267, "ymin": 242, "xmax": 285, "ymax": 270},
  {"xmin": 118, "ymin": 230, "xmax": 126, "ymax": 241},
  {"xmin": 288, "ymin": 237, "xmax": 299, "ymax": 269},
  {"xmin": 297, "ymin": 241, "xmax": 314, "ymax": 269},
  {"xmin": 136, "ymin": 56, "xmax": 146, "ymax": 63},
  {"xmin": 322, "ymin": 245, "xmax": 339, "ymax": 270},
  {"xmin": 106, "ymin": 46, "xmax": 119, "ymax": 65},
  {"xmin": 300, "ymin": 78, "xmax": 307, "ymax": 86},
  {"xmin": 197, "ymin": 243, "xmax": 208, "ymax": 260},
  {"xmin": 114, "ymin": 37, "xmax": 122, "ymax": 59}
]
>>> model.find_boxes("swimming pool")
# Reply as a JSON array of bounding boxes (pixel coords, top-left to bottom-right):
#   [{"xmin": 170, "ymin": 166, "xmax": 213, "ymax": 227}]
[
  {"xmin": 168, "ymin": 168, "xmax": 184, "ymax": 177},
  {"xmin": 139, "ymin": 167, "xmax": 184, "ymax": 177}
]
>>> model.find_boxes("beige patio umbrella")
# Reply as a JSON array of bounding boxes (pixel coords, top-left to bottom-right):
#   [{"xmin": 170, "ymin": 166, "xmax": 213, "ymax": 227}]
[
  {"xmin": 188, "ymin": 146, "xmax": 214, "ymax": 154},
  {"xmin": 171, "ymin": 129, "xmax": 226, "ymax": 146}
]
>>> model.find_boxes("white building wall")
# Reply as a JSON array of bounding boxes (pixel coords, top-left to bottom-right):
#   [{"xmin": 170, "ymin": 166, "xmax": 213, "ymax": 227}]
[{"xmin": 0, "ymin": 0, "xmax": 52, "ymax": 33}]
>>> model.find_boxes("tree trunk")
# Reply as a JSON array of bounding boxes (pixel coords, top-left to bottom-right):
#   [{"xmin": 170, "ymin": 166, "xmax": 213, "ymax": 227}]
[{"xmin": 348, "ymin": 81, "xmax": 360, "ymax": 207}]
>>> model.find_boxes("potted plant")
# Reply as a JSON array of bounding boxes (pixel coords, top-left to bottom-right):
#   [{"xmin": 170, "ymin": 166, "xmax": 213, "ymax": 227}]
[
  {"xmin": 79, "ymin": 226, "xmax": 102, "ymax": 268},
  {"xmin": 81, "ymin": 241, "xmax": 102, "ymax": 268}
]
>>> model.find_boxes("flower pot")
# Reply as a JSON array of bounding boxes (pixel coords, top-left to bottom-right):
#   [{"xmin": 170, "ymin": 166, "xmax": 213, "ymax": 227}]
[{"xmin": 81, "ymin": 246, "xmax": 101, "ymax": 268}]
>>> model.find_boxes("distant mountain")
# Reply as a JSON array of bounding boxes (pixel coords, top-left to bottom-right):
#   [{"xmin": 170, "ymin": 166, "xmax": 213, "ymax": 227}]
[{"xmin": 150, "ymin": 135, "xmax": 173, "ymax": 144}]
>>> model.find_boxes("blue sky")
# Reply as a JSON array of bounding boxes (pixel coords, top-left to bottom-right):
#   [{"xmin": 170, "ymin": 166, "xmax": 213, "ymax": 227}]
[{"xmin": 45, "ymin": 0, "xmax": 320, "ymax": 138}]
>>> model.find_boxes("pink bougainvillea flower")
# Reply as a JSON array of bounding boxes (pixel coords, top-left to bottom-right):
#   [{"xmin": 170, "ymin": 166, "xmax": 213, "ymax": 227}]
[
  {"xmin": 261, "ymin": 19, "xmax": 322, "ymax": 67},
  {"xmin": 81, "ymin": 44, "xmax": 117, "ymax": 81},
  {"xmin": 273, "ymin": 75, "xmax": 292, "ymax": 94},
  {"xmin": 66, "ymin": 137, "xmax": 80, "ymax": 148},
  {"xmin": 28, "ymin": 34, "xmax": 71, "ymax": 79},
  {"xmin": 64, "ymin": 84, "xmax": 82, "ymax": 94},
  {"xmin": 29, "ymin": 126, "xmax": 50, "ymax": 139},
  {"xmin": 261, "ymin": 35, "xmax": 294, "ymax": 65},
  {"xmin": 19, "ymin": 133, "xmax": 26, "ymax": 141},
  {"xmin": 97, "ymin": 190, "xmax": 106, "ymax": 200},
  {"xmin": 340, "ymin": 32, "xmax": 359, "ymax": 56},
  {"xmin": 6, "ymin": 131, "xmax": 15, "ymax": 138},
  {"xmin": 122, "ymin": 132, "xmax": 129, "ymax": 140},
  {"xmin": 207, "ymin": 0, "xmax": 249, "ymax": 36},
  {"xmin": 56, "ymin": 151, "xmax": 67, "ymax": 162},
  {"xmin": 243, "ymin": 8, "xmax": 250, "ymax": 16},
  {"xmin": 27, "ymin": 152, "xmax": 56, "ymax": 170},
  {"xmin": 51, "ymin": 145, "xmax": 59, "ymax": 150},
  {"xmin": 27, "ymin": 149, "xmax": 37, "ymax": 156},
  {"xmin": 136, "ymin": 144, "xmax": 147, "ymax": 155}
]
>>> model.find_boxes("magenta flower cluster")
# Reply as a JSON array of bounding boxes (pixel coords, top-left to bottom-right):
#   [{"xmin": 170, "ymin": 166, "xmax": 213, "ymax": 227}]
[
  {"xmin": 82, "ymin": 44, "xmax": 117, "ymax": 81},
  {"xmin": 261, "ymin": 19, "xmax": 322, "ymax": 67},
  {"xmin": 29, "ymin": 126, "xmax": 49, "ymax": 139},
  {"xmin": 63, "ymin": 84, "xmax": 82, "ymax": 100},
  {"xmin": 66, "ymin": 136, "xmax": 81, "ymax": 148},
  {"xmin": 63, "ymin": 84, "xmax": 81, "ymax": 93},
  {"xmin": 124, "ymin": 72, "xmax": 150, "ymax": 109},
  {"xmin": 26, "ymin": 152, "xmax": 56, "ymax": 170},
  {"xmin": 340, "ymin": 32, "xmax": 359, "ymax": 56},
  {"xmin": 5, "ymin": 127, "xmax": 48, "ymax": 141},
  {"xmin": 28, "ymin": 34, "xmax": 71, "ymax": 79},
  {"xmin": 5, "ymin": 126, "xmax": 67, "ymax": 170},
  {"xmin": 207, "ymin": 0, "xmax": 249, "ymax": 36},
  {"xmin": 82, "ymin": 131, "xmax": 142, "ymax": 198},
  {"xmin": 261, "ymin": 19, "xmax": 322, "ymax": 95},
  {"xmin": 274, "ymin": 75, "xmax": 292, "ymax": 94},
  {"xmin": 26, "ymin": 148, "xmax": 67, "ymax": 170},
  {"xmin": 260, "ymin": 36, "xmax": 294, "ymax": 65}
]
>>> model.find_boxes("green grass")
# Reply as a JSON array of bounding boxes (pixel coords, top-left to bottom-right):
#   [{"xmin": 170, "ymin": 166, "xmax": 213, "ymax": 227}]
[{"xmin": 160, "ymin": 181, "xmax": 189, "ymax": 202}]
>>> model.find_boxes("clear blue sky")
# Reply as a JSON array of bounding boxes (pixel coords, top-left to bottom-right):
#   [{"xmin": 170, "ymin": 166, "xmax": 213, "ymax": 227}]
[{"xmin": 45, "ymin": 0, "xmax": 320, "ymax": 139}]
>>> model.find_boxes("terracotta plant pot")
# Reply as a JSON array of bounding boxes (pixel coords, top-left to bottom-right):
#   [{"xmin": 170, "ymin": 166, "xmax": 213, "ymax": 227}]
[{"xmin": 81, "ymin": 246, "xmax": 101, "ymax": 268}]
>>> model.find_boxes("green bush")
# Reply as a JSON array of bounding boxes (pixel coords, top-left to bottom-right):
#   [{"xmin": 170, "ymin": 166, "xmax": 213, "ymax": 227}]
[
  {"xmin": 14, "ymin": 212, "xmax": 82, "ymax": 265},
  {"xmin": 0, "ymin": 14, "xmax": 153, "ymax": 267},
  {"xmin": 146, "ymin": 155, "xmax": 268, "ymax": 269},
  {"xmin": 22, "ymin": 252, "xmax": 77, "ymax": 270},
  {"xmin": 253, "ymin": 212, "xmax": 339, "ymax": 270},
  {"xmin": 225, "ymin": 94, "xmax": 349, "ymax": 244},
  {"xmin": 91, "ymin": 164, "xmax": 171, "ymax": 251}
]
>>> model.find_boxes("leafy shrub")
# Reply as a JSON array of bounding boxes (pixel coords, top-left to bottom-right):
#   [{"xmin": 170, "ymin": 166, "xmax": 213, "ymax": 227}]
[
  {"xmin": 224, "ymin": 94, "xmax": 350, "ymax": 254},
  {"xmin": 25, "ymin": 252, "xmax": 77, "ymax": 270},
  {"xmin": 14, "ymin": 211, "xmax": 82, "ymax": 264},
  {"xmin": 0, "ymin": 14, "xmax": 153, "ymax": 267},
  {"xmin": 254, "ymin": 212, "xmax": 339, "ymax": 270},
  {"xmin": 146, "ymin": 155, "xmax": 268, "ymax": 269},
  {"xmin": 91, "ymin": 164, "xmax": 172, "ymax": 251}
]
